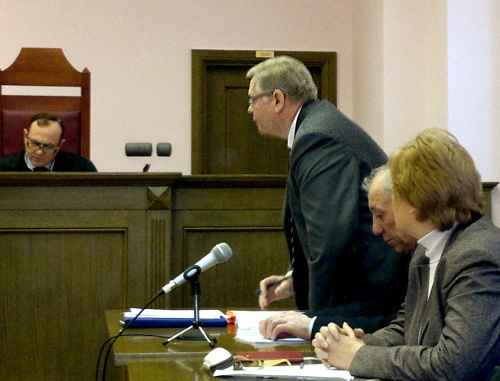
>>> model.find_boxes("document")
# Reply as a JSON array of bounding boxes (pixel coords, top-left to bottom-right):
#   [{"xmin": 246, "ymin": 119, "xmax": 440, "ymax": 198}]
[
  {"xmin": 213, "ymin": 363, "xmax": 353, "ymax": 380},
  {"xmin": 232, "ymin": 310, "xmax": 311, "ymax": 346}
]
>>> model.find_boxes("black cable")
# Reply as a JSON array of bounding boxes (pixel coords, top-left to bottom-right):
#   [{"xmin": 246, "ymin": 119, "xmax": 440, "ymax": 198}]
[{"xmin": 95, "ymin": 290, "xmax": 165, "ymax": 381}]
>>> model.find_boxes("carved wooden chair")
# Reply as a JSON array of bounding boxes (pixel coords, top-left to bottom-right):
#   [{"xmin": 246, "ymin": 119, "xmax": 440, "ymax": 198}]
[{"xmin": 0, "ymin": 47, "xmax": 91, "ymax": 157}]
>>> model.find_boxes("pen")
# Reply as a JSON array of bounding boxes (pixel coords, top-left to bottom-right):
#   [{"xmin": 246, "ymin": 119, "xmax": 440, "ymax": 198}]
[{"xmin": 255, "ymin": 276, "xmax": 291, "ymax": 294}]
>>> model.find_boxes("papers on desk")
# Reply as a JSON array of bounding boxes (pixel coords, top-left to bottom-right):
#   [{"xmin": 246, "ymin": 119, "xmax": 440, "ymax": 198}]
[
  {"xmin": 233, "ymin": 310, "xmax": 311, "ymax": 346},
  {"xmin": 213, "ymin": 364, "xmax": 353, "ymax": 380},
  {"xmin": 121, "ymin": 308, "xmax": 228, "ymax": 328}
]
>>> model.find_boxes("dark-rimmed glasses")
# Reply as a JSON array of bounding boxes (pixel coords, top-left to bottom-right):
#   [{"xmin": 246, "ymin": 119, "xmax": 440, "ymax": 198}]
[
  {"xmin": 248, "ymin": 92, "xmax": 273, "ymax": 107},
  {"xmin": 26, "ymin": 137, "xmax": 60, "ymax": 154}
]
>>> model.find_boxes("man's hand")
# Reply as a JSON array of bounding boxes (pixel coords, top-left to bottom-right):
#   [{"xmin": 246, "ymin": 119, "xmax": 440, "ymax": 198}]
[
  {"xmin": 312, "ymin": 322, "xmax": 366, "ymax": 370},
  {"xmin": 258, "ymin": 275, "xmax": 294, "ymax": 310},
  {"xmin": 259, "ymin": 311, "xmax": 312, "ymax": 340}
]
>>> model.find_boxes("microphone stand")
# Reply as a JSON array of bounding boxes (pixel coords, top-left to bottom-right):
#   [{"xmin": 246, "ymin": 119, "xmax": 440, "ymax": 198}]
[{"xmin": 163, "ymin": 265, "xmax": 217, "ymax": 347}]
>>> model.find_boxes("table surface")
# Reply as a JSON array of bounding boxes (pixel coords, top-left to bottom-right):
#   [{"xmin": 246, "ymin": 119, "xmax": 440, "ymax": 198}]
[
  {"xmin": 105, "ymin": 310, "xmax": 315, "ymax": 367},
  {"xmin": 105, "ymin": 310, "xmax": 378, "ymax": 381}
]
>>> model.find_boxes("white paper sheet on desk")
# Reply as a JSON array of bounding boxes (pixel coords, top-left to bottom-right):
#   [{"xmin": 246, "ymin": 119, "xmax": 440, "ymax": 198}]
[
  {"xmin": 232, "ymin": 310, "xmax": 311, "ymax": 346},
  {"xmin": 213, "ymin": 364, "xmax": 353, "ymax": 380}
]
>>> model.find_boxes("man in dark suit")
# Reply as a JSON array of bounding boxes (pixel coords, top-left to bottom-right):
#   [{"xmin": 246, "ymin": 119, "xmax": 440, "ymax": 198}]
[
  {"xmin": 248, "ymin": 56, "xmax": 409, "ymax": 327},
  {"xmin": 0, "ymin": 112, "xmax": 97, "ymax": 172},
  {"xmin": 314, "ymin": 128, "xmax": 500, "ymax": 381},
  {"xmin": 259, "ymin": 166, "xmax": 417, "ymax": 340}
]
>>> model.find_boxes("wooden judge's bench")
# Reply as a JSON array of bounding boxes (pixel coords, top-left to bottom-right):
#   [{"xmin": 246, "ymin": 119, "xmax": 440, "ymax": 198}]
[{"xmin": 0, "ymin": 173, "xmax": 496, "ymax": 380}]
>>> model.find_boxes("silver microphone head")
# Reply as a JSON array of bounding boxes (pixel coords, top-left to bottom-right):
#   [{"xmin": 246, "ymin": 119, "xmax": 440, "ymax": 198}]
[{"xmin": 212, "ymin": 243, "xmax": 232, "ymax": 263}]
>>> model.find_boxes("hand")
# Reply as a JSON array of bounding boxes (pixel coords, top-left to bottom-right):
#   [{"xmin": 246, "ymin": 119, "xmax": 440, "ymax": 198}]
[
  {"xmin": 258, "ymin": 275, "xmax": 294, "ymax": 310},
  {"xmin": 259, "ymin": 311, "xmax": 312, "ymax": 340},
  {"xmin": 312, "ymin": 322, "xmax": 365, "ymax": 370}
]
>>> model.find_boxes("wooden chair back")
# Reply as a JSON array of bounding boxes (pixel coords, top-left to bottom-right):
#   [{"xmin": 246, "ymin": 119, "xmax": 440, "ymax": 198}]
[{"xmin": 0, "ymin": 47, "xmax": 90, "ymax": 157}]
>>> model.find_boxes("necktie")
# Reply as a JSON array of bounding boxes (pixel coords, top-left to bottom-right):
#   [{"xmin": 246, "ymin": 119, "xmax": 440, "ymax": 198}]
[{"xmin": 33, "ymin": 167, "xmax": 49, "ymax": 172}]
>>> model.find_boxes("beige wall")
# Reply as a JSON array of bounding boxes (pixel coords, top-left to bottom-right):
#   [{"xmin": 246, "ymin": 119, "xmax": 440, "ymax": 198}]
[
  {"xmin": 351, "ymin": 0, "xmax": 499, "ymax": 225},
  {"xmin": 1, "ymin": 0, "xmax": 499, "ymax": 224},
  {"xmin": 0, "ymin": 0, "xmax": 354, "ymax": 174}
]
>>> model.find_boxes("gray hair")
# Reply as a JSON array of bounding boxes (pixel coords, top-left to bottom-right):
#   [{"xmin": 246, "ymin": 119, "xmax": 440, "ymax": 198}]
[
  {"xmin": 246, "ymin": 55, "xmax": 318, "ymax": 105},
  {"xmin": 362, "ymin": 165, "xmax": 393, "ymax": 193}
]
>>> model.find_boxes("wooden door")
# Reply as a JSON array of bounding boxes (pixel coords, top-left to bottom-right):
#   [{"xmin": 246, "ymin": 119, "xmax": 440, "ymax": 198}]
[{"xmin": 192, "ymin": 50, "xmax": 337, "ymax": 174}]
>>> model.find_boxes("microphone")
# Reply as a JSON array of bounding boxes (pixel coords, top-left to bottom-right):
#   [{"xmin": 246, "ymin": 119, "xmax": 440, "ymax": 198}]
[{"xmin": 161, "ymin": 243, "xmax": 232, "ymax": 294}]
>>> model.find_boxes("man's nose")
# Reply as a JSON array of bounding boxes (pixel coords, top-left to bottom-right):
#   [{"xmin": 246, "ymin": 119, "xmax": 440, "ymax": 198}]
[{"xmin": 372, "ymin": 219, "xmax": 384, "ymax": 235}]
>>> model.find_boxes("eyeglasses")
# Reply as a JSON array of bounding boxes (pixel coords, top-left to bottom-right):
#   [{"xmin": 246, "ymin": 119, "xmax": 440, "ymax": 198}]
[
  {"xmin": 248, "ymin": 92, "xmax": 273, "ymax": 107},
  {"xmin": 26, "ymin": 137, "xmax": 60, "ymax": 154}
]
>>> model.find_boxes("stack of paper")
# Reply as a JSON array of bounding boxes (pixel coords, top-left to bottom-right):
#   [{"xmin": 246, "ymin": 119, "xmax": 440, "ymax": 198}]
[
  {"xmin": 213, "ymin": 363, "xmax": 353, "ymax": 380},
  {"xmin": 121, "ymin": 308, "xmax": 228, "ymax": 328}
]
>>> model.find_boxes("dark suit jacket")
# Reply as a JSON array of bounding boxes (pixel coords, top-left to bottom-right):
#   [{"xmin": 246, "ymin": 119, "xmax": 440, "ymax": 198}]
[
  {"xmin": 285, "ymin": 100, "xmax": 409, "ymax": 322},
  {"xmin": 350, "ymin": 216, "xmax": 500, "ymax": 381},
  {"xmin": 0, "ymin": 150, "xmax": 97, "ymax": 172}
]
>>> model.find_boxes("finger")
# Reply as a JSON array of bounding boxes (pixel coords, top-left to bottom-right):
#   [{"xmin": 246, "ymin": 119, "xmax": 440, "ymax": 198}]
[
  {"xmin": 313, "ymin": 333, "xmax": 328, "ymax": 350},
  {"xmin": 342, "ymin": 322, "xmax": 355, "ymax": 338},
  {"xmin": 258, "ymin": 296, "xmax": 267, "ymax": 311},
  {"xmin": 314, "ymin": 346, "xmax": 328, "ymax": 361},
  {"xmin": 258, "ymin": 318, "xmax": 269, "ymax": 338},
  {"xmin": 321, "ymin": 359, "xmax": 333, "ymax": 369},
  {"xmin": 354, "ymin": 328, "xmax": 365, "ymax": 338},
  {"xmin": 327, "ymin": 323, "xmax": 341, "ymax": 340}
]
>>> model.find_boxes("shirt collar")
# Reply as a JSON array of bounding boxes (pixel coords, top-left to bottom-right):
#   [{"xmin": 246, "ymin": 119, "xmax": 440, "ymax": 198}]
[
  {"xmin": 287, "ymin": 107, "xmax": 302, "ymax": 149},
  {"xmin": 417, "ymin": 222, "xmax": 458, "ymax": 264}
]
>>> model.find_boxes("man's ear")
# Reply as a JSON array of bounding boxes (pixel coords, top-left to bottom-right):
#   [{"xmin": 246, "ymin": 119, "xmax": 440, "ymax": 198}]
[
  {"xmin": 57, "ymin": 139, "xmax": 66, "ymax": 151},
  {"xmin": 272, "ymin": 89, "xmax": 286, "ymax": 112},
  {"xmin": 23, "ymin": 129, "xmax": 29, "ymax": 139}
]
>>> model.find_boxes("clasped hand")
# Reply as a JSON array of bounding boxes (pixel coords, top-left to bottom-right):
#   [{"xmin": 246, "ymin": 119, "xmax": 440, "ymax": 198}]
[{"xmin": 312, "ymin": 322, "xmax": 366, "ymax": 370}]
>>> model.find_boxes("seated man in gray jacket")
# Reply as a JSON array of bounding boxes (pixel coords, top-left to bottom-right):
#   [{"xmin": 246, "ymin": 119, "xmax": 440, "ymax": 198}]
[{"xmin": 314, "ymin": 128, "xmax": 500, "ymax": 381}]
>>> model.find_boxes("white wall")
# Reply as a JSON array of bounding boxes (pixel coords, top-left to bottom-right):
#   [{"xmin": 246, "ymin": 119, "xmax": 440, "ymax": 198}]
[
  {"xmin": 0, "ymin": 0, "xmax": 354, "ymax": 174},
  {"xmin": 352, "ymin": 0, "xmax": 499, "ymax": 225},
  {"xmin": 447, "ymin": 0, "xmax": 500, "ymax": 225}
]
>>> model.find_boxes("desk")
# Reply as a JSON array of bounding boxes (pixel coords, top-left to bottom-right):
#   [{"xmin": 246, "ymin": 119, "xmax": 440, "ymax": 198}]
[
  {"xmin": 105, "ymin": 310, "xmax": 315, "ymax": 367},
  {"xmin": 127, "ymin": 358, "xmax": 216, "ymax": 381},
  {"xmin": 106, "ymin": 311, "xmax": 383, "ymax": 381}
]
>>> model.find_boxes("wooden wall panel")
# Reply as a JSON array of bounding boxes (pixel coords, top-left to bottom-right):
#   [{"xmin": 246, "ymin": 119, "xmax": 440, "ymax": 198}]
[
  {"xmin": 0, "ymin": 229, "xmax": 126, "ymax": 380},
  {"xmin": 179, "ymin": 226, "xmax": 292, "ymax": 308}
]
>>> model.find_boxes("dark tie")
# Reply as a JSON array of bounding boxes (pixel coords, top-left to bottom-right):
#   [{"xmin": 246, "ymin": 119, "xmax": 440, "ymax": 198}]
[{"xmin": 33, "ymin": 167, "xmax": 49, "ymax": 172}]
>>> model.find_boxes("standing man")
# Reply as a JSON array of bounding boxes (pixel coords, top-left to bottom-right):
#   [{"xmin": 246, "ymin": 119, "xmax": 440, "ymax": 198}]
[
  {"xmin": 248, "ymin": 56, "xmax": 406, "ymax": 313},
  {"xmin": 258, "ymin": 166, "xmax": 415, "ymax": 340},
  {"xmin": 0, "ymin": 112, "xmax": 97, "ymax": 172}
]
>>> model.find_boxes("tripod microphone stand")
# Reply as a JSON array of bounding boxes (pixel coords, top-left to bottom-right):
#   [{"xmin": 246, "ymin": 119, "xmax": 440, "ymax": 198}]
[{"xmin": 163, "ymin": 265, "xmax": 217, "ymax": 347}]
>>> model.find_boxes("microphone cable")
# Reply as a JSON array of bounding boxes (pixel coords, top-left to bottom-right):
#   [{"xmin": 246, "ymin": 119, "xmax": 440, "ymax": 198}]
[{"xmin": 95, "ymin": 289, "xmax": 165, "ymax": 381}]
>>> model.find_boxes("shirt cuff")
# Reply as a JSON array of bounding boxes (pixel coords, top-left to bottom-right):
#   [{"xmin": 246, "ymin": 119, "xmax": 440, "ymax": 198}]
[{"xmin": 308, "ymin": 316, "xmax": 317, "ymax": 338}]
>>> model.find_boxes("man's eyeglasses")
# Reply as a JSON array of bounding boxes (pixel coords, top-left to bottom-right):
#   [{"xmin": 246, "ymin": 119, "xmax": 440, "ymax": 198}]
[
  {"xmin": 248, "ymin": 92, "xmax": 273, "ymax": 107},
  {"xmin": 26, "ymin": 137, "xmax": 60, "ymax": 154}
]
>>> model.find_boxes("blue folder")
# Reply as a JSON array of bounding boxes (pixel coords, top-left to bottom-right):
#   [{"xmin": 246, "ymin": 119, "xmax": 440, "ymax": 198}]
[{"xmin": 121, "ymin": 315, "xmax": 228, "ymax": 328}]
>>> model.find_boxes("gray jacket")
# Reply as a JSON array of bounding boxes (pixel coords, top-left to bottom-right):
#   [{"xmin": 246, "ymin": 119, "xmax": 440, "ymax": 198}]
[{"xmin": 350, "ymin": 216, "xmax": 500, "ymax": 381}]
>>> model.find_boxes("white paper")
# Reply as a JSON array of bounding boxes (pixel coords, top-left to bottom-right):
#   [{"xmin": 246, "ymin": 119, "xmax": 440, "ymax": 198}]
[
  {"xmin": 232, "ymin": 310, "xmax": 311, "ymax": 346},
  {"xmin": 214, "ymin": 364, "xmax": 353, "ymax": 380}
]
